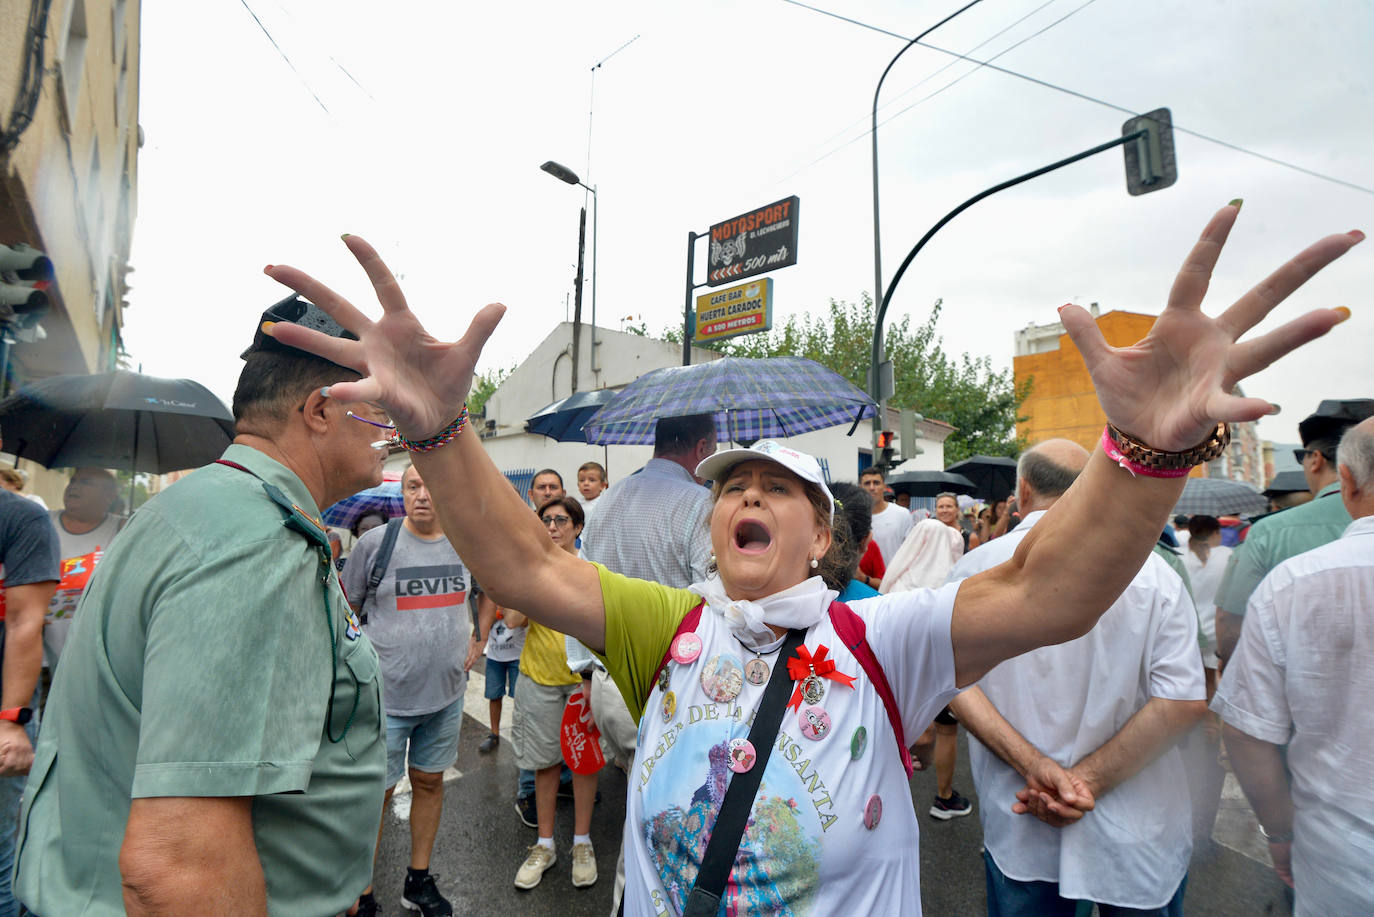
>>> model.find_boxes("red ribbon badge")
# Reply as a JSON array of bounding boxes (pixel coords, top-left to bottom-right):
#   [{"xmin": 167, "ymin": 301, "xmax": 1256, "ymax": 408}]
[{"xmin": 786, "ymin": 644, "xmax": 856, "ymax": 710}]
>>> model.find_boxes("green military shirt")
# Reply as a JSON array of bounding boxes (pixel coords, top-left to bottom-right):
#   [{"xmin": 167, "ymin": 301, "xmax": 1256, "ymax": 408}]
[
  {"xmin": 15, "ymin": 445, "xmax": 385, "ymax": 916},
  {"xmin": 1213, "ymin": 481, "xmax": 1350, "ymax": 617}
]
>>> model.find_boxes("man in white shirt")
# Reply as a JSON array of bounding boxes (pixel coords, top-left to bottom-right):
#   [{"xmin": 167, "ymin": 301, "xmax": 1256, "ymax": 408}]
[
  {"xmin": 948, "ymin": 439, "xmax": 1206, "ymax": 915},
  {"xmin": 1213, "ymin": 417, "xmax": 1374, "ymax": 914},
  {"xmin": 46, "ymin": 468, "xmax": 123, "ymax": 669},
  {"xmin": 861, "ymin": 466, "xmax": 912, "ymax": 563}
]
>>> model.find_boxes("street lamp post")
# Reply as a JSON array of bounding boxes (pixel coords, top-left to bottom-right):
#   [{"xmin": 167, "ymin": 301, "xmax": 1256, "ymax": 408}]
[
  {"xmin": 870, "ymin": 1, "xmax": 983, "ymax": 468},
  {"xmin": 541, "ymin": 160, "xmax": 598, "ymax": 393}
]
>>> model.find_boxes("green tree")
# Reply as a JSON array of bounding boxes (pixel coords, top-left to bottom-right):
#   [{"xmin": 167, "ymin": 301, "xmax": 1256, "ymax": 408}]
[
  {"xmin": 667, "ymin": 296, "xmax": 1028, "ymax": 463},
  {"xmin": 467, "ymin": 365, "xmax": 513, "ymax": 416}
]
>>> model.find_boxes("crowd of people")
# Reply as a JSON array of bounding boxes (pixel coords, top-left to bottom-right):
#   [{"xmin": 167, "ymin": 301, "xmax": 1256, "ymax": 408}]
[{"xmin": 0, "ymin": 204, "xmax": 1366, "ymax": 917}]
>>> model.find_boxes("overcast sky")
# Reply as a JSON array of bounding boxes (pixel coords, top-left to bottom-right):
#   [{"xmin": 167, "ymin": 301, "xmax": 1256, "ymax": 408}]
[{"xmin": 122, "ymin": 0, "xmax": 1373, "ymax": 446}]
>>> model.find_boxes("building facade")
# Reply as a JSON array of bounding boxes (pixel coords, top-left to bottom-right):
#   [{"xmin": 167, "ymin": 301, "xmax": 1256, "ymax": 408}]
[
  {"xmin": 1, "ymin": 0, "xmax": 141, "ymax": 501},
  {"xmin": 1013, "ymin": 306, "xmax": 1262, "ymax": 486}
]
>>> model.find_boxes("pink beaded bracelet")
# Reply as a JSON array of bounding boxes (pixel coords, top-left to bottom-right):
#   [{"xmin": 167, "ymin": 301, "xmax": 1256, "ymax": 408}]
[{"xmin": 396, "ymin": 405, "xmax": 469, "ymax": 453}]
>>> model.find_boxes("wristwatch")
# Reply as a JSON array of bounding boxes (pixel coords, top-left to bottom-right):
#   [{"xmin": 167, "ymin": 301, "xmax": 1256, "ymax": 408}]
[{"xmin": 0, "ymin": 707, "xmax": 33, "ymax": 725}]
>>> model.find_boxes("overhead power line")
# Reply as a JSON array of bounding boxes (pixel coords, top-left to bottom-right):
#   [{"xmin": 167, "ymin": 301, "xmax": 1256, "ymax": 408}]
[
  {"xmin": 238, "ymin": 0, "xmax": 330, "ymax": 115},
  {"xmin": 779, "ymin": 0, "xmax": 1374, "ymax": 197}
]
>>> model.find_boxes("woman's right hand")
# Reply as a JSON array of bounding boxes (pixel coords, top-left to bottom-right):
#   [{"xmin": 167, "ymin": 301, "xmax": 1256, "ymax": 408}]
[{"xmin": 264, "ymin": 235, "xmax": 506, "ymax": 440}]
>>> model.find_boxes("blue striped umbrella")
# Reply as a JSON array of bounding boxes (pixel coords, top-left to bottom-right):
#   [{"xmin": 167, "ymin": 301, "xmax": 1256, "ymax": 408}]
[{"xmin": 581, "ymin": 356, "xmax": 876, "ymax": 446}]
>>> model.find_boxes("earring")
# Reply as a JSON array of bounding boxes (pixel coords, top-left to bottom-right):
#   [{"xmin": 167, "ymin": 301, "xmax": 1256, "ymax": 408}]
[
  {"xmin": 707, "ymin": 552, "xmax": 718, "ymax": 575},
  {"xmin": 809, "ymin": 556, "xmax": 819, "ymax": 569}
]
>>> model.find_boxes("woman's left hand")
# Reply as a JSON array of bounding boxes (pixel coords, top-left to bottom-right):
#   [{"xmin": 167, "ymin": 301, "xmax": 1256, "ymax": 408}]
[{"xmin": 1060, "ymin": 204, "xmax": 1360, "ymax": 451}]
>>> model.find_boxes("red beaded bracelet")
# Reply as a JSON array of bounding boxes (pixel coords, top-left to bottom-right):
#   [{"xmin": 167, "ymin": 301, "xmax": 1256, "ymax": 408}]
[{"xmin": 396, "ymin": 405, "xmax": 469, "ymax": 453}]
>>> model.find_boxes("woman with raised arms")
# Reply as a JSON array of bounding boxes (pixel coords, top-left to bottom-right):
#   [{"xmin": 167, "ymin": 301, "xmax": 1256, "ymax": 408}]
[{"xmin": 265, "ymin": 204, "xmax": 1359, "ymax": 916}]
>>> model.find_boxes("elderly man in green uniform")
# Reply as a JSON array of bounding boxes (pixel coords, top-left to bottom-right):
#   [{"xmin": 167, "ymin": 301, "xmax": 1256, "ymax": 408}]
[
  {"xmin": 14, "ymin": 297, "xmax": 387, "ymax": 917},
  {"xmin": 1214, "ymin": 399, "xmax": 1374, "ymax": 667}
]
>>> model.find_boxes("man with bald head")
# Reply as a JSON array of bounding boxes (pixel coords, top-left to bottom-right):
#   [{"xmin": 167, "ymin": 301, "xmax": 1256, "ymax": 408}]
[
  {"xmin": 946, "ymin": 439, "xmax": 1206, "ymax": 916},
  {"xmin": 1213, "ymin": 417, "xmax": 1374, "ymax": 912},
  {"xmin": 45, "ymin": 468, "xmax": 123, "ymax": 669}
]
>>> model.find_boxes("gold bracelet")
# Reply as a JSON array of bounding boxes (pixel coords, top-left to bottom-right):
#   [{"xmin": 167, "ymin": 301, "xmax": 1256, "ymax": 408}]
[{"xmin": 1105, "ymin": 422, "xmax": 1231, "ymax": 472}]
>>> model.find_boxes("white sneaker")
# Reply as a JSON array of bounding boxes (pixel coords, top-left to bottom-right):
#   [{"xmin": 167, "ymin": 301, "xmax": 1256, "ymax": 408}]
[
  {"xmin": 571, "ymin": 841, "xmax": 597, "ymax": 888},
  {"xmin": 514, "ymin": 843, "xmax": 557, "ymax": 889}
]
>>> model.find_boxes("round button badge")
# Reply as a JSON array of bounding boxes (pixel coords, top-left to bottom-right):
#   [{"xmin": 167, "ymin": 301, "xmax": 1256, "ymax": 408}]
[
  {"xmin": 661, "ymin": 690, "xmax": 677, "ymax": 723},
  {"xmin": 798, "ymin": 704, "xmax": 832, "ymax": 741},
  {"xmin": 850, "ymin": 725, "xmax": 868, "ymax": 761},
  {"xmin": 864, "ymin": 794, "xmax": 883, "ymax": 830},
  {"xmin": 670, "ymin": 632, "xmax": 702, "ymax": 665},
  {"xmin": 700, "ymin": 653, "xmax": 745, "ymax": 703},
  {"xmin": 727, "ymin": 737, "xmax": 757, "ymax": 773}
]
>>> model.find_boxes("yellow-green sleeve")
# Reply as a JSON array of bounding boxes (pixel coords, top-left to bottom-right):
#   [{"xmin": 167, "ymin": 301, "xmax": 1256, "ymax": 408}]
[{"xmin": 590, "ymin": 562, "xmax": 697, "ymax": 721}]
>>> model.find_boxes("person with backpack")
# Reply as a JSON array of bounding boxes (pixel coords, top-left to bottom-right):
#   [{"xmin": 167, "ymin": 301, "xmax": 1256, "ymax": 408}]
[
  {"xmin": 340, "ymin": 463, "xmax": 480, "ymax": 917},
  {"xmin": 262, "ymin": 202, "xmax": 1360, "ymax": 916}
]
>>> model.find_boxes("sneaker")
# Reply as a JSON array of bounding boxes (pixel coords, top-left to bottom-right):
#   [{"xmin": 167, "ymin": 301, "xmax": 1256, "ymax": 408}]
[
  {"xmin": 478, "ymin": 732, "xmax": 500, "ymax": 753},
  {"xmin": 515, "ymin": 794, "xmax": 537, "ymax": 828},
  {"xmin": 514, "ymin": 844, "xmax": 557, "ymax": 889},
  {"xmin": 351, "ymin": 893, "xmax": 381, "ymax": 916},
  {"xmin": 571, "ymin": 841, "xmax": 598, "ymax": 888},
  {"xmin": 400, "ymin": 872, "xmax": 452, "ymax": 916},
  {"xmin": 929, "ymin": 789, "xmax": 974, "ymax": 820}
]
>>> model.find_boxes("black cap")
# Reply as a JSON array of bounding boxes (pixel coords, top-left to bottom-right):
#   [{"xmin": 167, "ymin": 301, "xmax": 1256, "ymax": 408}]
[
  {"xmin": 240, "ymin": 294, "xmax": 358, "ymax": 362},
  {"xmin": 1263, "ymin": 469, "xmax": 1309, "ymax": 497},
  {"xmin": 1297, "ymin": 399, "xmax": 1374, "ymax": 446}
]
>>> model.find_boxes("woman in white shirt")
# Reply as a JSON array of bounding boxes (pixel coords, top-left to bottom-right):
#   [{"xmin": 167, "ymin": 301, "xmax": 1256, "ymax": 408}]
[{"xmin": 261, "ymin": 203, "xmax": 1359, "ymax": 916}]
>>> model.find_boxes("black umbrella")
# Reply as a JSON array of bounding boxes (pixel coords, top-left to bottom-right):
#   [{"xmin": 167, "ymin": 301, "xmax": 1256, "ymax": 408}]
[
  {"xmin": 944, "ymin": 455, "xmax": 1019, "ymax": 501},
  {"xmin": 525, "ymin": 389, "xmax": 620, "ymax": 443},
  {"xmin": 0, "ymin": 371, "xmax": 235, "ymax": 482},
  {"xmin": 887, "ymin": 470, "xmax": 977, "ymax": 498}
]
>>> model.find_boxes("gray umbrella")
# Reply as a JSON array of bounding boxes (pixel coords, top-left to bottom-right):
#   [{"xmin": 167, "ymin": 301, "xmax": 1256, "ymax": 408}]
[
  {"xmin": 1172, "ymin": 476, "xmax": 1268, "ymax": 516},
  {"xmin": 0, "ymin": 370, "xmax": 235, "ymax": 476}
]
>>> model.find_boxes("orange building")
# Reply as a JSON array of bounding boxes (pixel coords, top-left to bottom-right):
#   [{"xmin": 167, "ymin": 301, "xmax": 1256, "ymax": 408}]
[
  {"xmin": 1013, "ymin": 307, "xmax": 1157, "ymax": 454},
  {"xmin": 1013, "ymin": 306, "xmax": 1263, "ymax": 484}
]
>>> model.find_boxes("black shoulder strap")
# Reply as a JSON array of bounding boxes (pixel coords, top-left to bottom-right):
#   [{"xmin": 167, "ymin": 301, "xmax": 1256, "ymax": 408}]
[
  {"xmin": 682, "ymin": 627, "xmax": 806, "ymax": 917},
  {"xmin": 368, "ymin": 518, "xmax": 403, "ymax": 597}
]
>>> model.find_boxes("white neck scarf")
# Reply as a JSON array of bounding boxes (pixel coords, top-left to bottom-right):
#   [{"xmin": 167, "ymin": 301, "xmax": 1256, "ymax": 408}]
[{"xmin": 689, "ymin": 575, "xmax": 838, "ymax": 651}]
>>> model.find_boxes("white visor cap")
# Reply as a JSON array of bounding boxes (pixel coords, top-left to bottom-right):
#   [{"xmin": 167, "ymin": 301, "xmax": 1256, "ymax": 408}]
[{"xmin": 695, "ymin": 439, "xmax": 834, "ymax": 520}]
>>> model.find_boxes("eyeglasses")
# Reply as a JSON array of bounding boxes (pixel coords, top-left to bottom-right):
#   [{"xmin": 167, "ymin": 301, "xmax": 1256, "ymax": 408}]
[
  {"xmin": 541, "ymin": 514, "xmax": 573, "ymax": 527},
  {"xmin": 347, "ymin": 409, "xmax": 395, "ymax": 431},
  {"xmin": 347, "ymin": 407, "xmax": 397, "ymax": 450}
]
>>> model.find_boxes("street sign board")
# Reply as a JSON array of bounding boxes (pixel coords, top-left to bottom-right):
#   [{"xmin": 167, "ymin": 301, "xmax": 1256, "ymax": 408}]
[
  {"xmin": 694, "ymin": 278, "xmax": 773, "ymax": 344},
  {"xmin": 707, "ymin": 196, "xmax": 799, "ymax": 287}
]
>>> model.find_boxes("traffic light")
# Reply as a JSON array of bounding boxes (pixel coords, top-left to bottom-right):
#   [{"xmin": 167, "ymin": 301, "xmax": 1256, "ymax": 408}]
[
  {"xmin": 877, "ymin": 430, "xmax": 896, "ymax": 468},
  {"xmin": 0, "ymin": 243, "xmax": 52, "ymax": 332}
]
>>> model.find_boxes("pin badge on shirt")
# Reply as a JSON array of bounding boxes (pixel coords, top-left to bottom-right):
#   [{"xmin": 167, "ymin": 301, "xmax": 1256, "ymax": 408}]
[
  {"xmin": 670, "ymin": 632, "xmax": 702, "ymax": 665},
  {"xmin": 864, "ymin": 794, "xmax": 883, "ymax": 830},
  {"xmin": 700, "ymin": 653, "xmax": 745, "ymax": 704},
  {"xmin": 798, "ymin": 704, "xmax": 831, "ymax": 741},
  {"xmin": 727, "ymin": 737, "xmax": 757, "ymax": 774}
]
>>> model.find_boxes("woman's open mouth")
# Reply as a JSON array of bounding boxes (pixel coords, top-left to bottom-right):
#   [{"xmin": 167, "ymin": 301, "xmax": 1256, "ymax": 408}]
[{"xmin": 733, "ymin": 519, "xmax": 772, "ymax": 554}]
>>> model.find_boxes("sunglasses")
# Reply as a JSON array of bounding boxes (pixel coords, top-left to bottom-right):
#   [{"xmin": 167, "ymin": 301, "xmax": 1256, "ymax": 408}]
[
  {"xmin": 541, "ymin": 514, "xmax": 574, "ymax": 527},
  {"xmin": 1293, "ymin": 447, "xmax": 1330, "ymax": 464}
]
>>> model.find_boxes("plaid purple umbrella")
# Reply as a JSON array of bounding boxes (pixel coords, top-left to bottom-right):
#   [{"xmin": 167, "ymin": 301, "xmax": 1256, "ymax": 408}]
[
  {"xmin": 322, "ymin": 478, "xmax": 404, "ymax": 529},
  {"xmin": 581, "ymin": 356, "xmax": 876, "ymax": 446}
]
